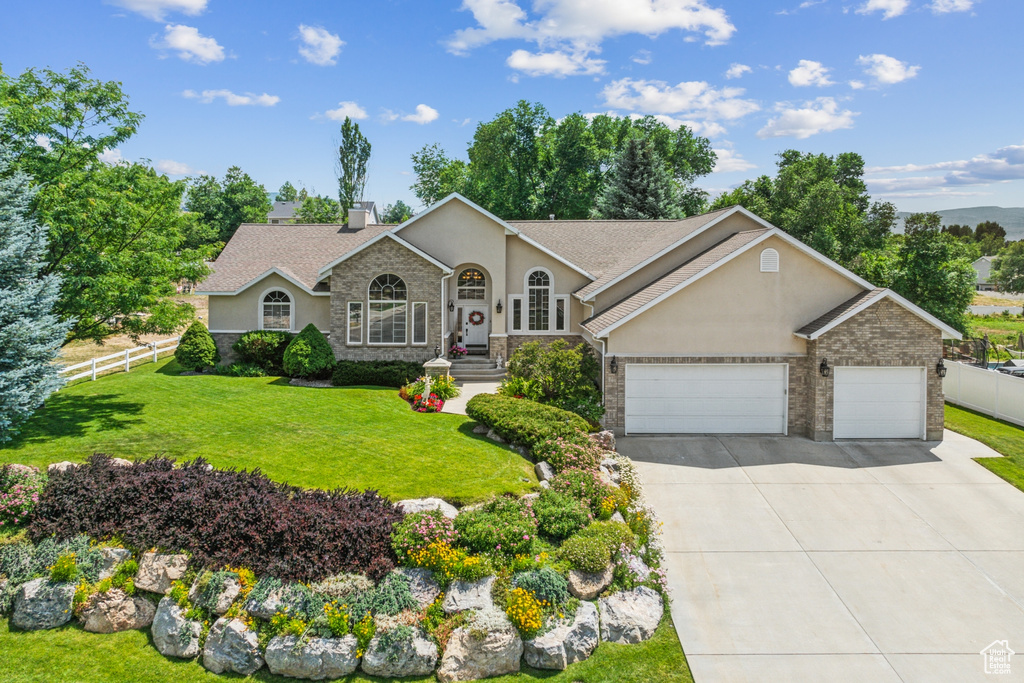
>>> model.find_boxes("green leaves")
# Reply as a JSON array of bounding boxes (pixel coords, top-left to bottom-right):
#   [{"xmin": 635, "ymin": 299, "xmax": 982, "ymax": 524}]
[{"xmin": 992, "ymin": 241, "xmax": 1024, "ymax": 294}]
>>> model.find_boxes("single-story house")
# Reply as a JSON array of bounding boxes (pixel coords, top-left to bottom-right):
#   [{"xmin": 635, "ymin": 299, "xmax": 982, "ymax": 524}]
[
  {"xmin": 973, "ymin": 255, "xmax": 995, "ymax": 291},
  {"xmin": 198, "ymin": 193, "xmax": 960, "ymax": 440},
  {"xmin": 267, "ymin": 200, "xmax": 380, "ymax": 225}
]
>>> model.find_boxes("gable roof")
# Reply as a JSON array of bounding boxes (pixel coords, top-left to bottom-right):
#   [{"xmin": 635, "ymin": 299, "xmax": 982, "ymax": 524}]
[
  {"xmin": 267, "ymin": 201, "xmax": 301, "ymax": 220},
  {"xmin": 317, "ymin": 231, "xmax": 453, "ymax": 277},
  {"xmin": 795, "ymin": 287, "xmax": 962, "ymax": 340}
]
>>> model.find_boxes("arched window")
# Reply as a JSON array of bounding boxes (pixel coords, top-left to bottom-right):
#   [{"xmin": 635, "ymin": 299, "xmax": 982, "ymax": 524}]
[
  {"xmin": 527, "ymin": 269, "xmax": 551, "ymax": 331},
  {"xmin": 261, "ymin": 290, "xmax": 292, "ymax": 330},
  {"xmin": 457, "ymin": 268, "xmax": 486, "ymax": 300},
  {"xmin": 368, "ymin": 274, "xmax": 408, "ymax": 344},
  {"xmin": 760, "ymin": 248, "xmax": 780, "ymax": 273}
]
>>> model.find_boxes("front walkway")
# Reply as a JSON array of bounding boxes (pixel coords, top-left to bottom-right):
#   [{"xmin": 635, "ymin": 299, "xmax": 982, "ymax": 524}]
[
  {"xmin": 622, "ymin": 431, "xmax": 1024, "ymax": 682},
  {"xmin": 441, "ymin": 381, "xmax": 500, "ymax": 415}
]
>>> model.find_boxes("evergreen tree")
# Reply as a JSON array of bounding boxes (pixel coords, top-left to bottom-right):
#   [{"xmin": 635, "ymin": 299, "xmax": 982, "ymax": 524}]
[
  {"xmin": 593, "ymin": 137, "xmax": 681, "ymax": 220},
  {"xmin": 0, "ymin": 154, "xmax": 70, "ymax": 442}
]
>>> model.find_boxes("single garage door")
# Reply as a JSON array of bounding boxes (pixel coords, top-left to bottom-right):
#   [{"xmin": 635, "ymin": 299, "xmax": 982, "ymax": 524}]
[
  {"xmin": 833, "ymin": 366, "xmax": 925, "ymax": 439},
  {"xmin": 624, "ymin": 364, "xmax": 787, "ymax": 434}
]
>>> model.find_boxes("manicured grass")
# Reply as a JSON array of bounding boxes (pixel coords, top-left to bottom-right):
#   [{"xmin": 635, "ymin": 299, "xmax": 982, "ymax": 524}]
[
  {"xmin": 0, "ymin": 358, "xmax": 536, "ymax": 504},
  {"xmin": 0, "ymin": 615, "xmax": 692, "ymax": 683},
  {"xmin": 945, "ymin": 403, "xmax": 1024, "ymax": 491}
]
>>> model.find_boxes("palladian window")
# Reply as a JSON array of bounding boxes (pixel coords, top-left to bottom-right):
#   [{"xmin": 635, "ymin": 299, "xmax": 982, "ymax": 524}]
[
  {"xmin": 262, "ymin": 290, "xmax": 291, "ymax": 330},
  {"xmin": 369, "ymin": 274, "xmax": 407, "ymax": 344}
]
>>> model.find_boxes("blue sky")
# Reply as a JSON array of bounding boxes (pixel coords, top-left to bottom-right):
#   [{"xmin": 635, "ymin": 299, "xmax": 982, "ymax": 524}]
[{"xmin": 3, "ymin": 0, "xmax": 1023, "ymax": 213}]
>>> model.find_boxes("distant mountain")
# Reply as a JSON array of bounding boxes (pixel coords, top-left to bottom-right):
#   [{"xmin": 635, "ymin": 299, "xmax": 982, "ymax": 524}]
[{"xmin": 894, "ymin": 206, "xmax": 1024, "ymax": 239}]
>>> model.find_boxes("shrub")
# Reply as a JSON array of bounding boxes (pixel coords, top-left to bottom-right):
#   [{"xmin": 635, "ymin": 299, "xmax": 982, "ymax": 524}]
[
  {"xmin": 332, "ymin": 360, "xmax": 425, "ymax": 388},
  {"xmin": 0, "ymin": 465, "xmax": 46, "ymax": 528},
  {"xmin": 533, "ymin": 438, "xmax": 604, "ymax": 473},
  {"xmin": 29, "ymin": 454, "xmax": 403, "ymax": 582},
  {"xmin": 454, "ymin": 497, "xmax": 537, "ymax": 557},
  {"xmin": 311, "ymin": 573, "xmax": 373, "ymax": 600},
  {"xmin": 506, "ymin": 340, "xmax": 604, "ymax": 422},
  {"xmin": 407, "ymin": 542, "xmax": 490, "ymax": 586},
  {"xmin": 391, "ymin": 510, "xmax": 458, "ymax": 564},
  {"xmin": 174, "ymin": 321, "xmax": 220, "ymax": 371},
  {"xmin": 532, "ymin": 490, "xmax": 590, "ymax": 540},
  {"xmin": 497, "ymin": 376, "xmax": 543, "ymax": 401},
  {"xmin": 504, "ymin": 587, "xmax": 546, "ymax": 636},
  {"xmin": 231, "ymin": 330, "xmax": 293, "ymax": 374},
  {"xmin": 0, "ymin": 535, "xmax": 103, "ymax": 589},
  {"xmin": 214, "ymin": 362, "xmax": 267, "ymax": 378},
  {"xmin": 512, "ymin": 567, "xmax": 569, "ymax": 606},
  {"xmin": 49, "ymin": 552, "xmax": 78, "ymax": 583},
  {"xmin": 550, "ymin": 468, "xmax": 613, "ymax": 516},
  {"xmin": 405, "ymin": 375, "xmax": 461, "ymax": 401},
  {"xmin": 353, "ymin": 612, "xmax": 376, "ymax": 656},
  {"xmin": 465, "ymin": 394, "xmax": 590, "ymax": 453},
  {"xmin": 348, "ymin": 572, "xmax": 417, "ymax": 619},
  {"xmin": 323, "ymin": 601, "xmax": 352, "ymax": 637},
  {"xmin": 559, "ymin": 534, "xmax": 611, "ymax": 573},
  {"xmin": 579, "ymin": 521, "xmax": 635, "ymax": 553},
  {"xmin": 283, "ymin": 324, "xmax": 335, "ymax": 379}
]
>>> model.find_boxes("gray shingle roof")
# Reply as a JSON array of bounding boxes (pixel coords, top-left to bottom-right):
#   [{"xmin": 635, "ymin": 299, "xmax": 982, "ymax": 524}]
[
  {"xmin": 794, "ymin": 288, "xmax": 885, "ymax": 338},
  {"xmin": 581, "ymin": 228, "xmax": 771, "ymax": 335},
  {"xmin": 267, "ymin": 201, "xmax": 302, "ymax": 219}
]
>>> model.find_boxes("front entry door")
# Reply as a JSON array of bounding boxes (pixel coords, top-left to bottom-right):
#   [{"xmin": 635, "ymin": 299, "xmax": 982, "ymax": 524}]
[{"xmin": 460, "ymin": 306, "xmax": 488, "ymax": 347}]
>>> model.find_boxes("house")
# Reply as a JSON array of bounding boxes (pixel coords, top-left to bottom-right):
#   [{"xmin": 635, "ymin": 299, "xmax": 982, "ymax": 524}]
[
  {"xmin": 973, "ymin": 255, "xmax": 995, "ymax": 291},
  {"xmin": 267, "ymin": 200, "xmax": 381, "ymax": 225},
  {"xmin": 198, "ymin": 193, "xmax": 960, "ymax": 440}
]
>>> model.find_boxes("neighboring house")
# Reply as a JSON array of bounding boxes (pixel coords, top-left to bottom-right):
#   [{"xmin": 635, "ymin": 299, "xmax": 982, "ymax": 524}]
[
  {"xmin": 198, "ymin": 193, "xmax": 960, "ymax": 440},
  {"xmin": 267, "ymin": 200, "xmax": 381, "ymax": 225},
  {"xmin": 973, "ymin": 255, "xmax": 995, "ymax": 291}
]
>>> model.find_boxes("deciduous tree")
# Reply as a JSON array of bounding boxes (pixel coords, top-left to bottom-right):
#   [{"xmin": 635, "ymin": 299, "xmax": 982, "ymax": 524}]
[
  {"xmin": 277, "ymin": 181, "xmax": 298, "ymax": 202},
  {"xmin": 992, "ymin": 241, "xmax": 1024, "ymax": 294},
  {"xmin": 381, "ymin": 200, "xmax": 414, "ymax": 223},
  {"xmin": 295, "ymin": 195, "xmax": 342, "ymax": 223},
  {"xmin": 336, "ymin": 117, "xmax": 370, "ymax": 211}
]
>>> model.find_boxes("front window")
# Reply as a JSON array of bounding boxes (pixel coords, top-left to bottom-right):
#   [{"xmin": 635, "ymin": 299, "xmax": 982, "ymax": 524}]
[
  {"xmin": 369, "ymin": 274, "xmax": 407, "ymax": 344},
  {"xmin": 528, "ymin": 270, "xmax": 550, "ymax": 331},
  {"xmin": 457, "ymin": 268, "xmax": 486, "ymax": 300},
  {"xmin": 348, "ymin": 302, "xmax": 362, "ymax": 344},
  {"xmin": 262, "ymin": 290, "xmax": 291, "ymax": 330}
]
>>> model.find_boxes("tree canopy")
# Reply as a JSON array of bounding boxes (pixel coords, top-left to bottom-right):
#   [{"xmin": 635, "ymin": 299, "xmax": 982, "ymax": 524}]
[
  {"xmin": 337, "ymin": 117, "xmax": 370, "ymax": 211},
  {"xmin": 381, "ymin": 200, "xmax": 414, "ymax": 223},
  {"xmin": 593, "ymin": 137, "xmax": 681, "ymax": 220},
  {"xmin": 295, "ymin": 195, "xmax": 342, "ymax": 224},
  {"xmin": 184, "ymin": 166, "xmax": 271, "ymax": 244},
  {"xmin": 277, "ymin": 181, "xmax": 298, "ymax": 202},
  {"xmin": 992, "ymin": 241, "xmax": 1024, "ymax": 294}
]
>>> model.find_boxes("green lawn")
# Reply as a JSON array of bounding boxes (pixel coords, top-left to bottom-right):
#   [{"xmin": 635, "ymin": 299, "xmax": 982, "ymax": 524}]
[
  {"xmin": 0, "ymin": 615, "xmax": 692, "ymax": 683},
  {"xmin": 0, "ymin": 358, "xmax": 536, "ymax": 504},
  {"xmin": 945, "ymin": 403, "xmax": 1024, "ymax": 491}
]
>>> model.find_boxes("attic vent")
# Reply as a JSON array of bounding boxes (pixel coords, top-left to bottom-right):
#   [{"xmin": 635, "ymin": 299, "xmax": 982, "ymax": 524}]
[{"xmin": 760, "ymin": 248, "xmax": 779, "ymax": 273}]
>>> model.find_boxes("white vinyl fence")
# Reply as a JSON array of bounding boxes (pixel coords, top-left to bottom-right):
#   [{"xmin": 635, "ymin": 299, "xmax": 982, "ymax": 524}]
[
  {"xmin": 943, "ymin": 361, "xmax": 1024, "ymax": 428},
  {"xmin": 59, "ymin": 336, "xmax": 180, "ymax": 382}
]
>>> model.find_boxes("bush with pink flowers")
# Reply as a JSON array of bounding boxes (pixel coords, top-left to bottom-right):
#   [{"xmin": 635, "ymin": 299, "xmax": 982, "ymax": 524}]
[
  {"xmin": 0, "ymin": 465, "xmax": 45, "ymax": 528},
  {"xmin": 533, "ymin": 437, "xmax": 604, "ymax": 473},
  {"xmin": 390, "ymin": 509, "xmax": 458, "ymax": 563}
]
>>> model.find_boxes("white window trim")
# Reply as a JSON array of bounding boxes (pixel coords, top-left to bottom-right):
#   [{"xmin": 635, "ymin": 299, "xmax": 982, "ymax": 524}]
[
  {"xmin": 411, "ymin": 302, "xmax": 428, "ymax": 346},
  {"xmin": 456, "ymin": 268, "xmax": 487, "ymax": 302},
  {"xmin": 509, "ymin": 296, "xmax": 524, "ymax": 333},
  {"xmin": 258, "ymin": 286, "xmax": 294, "ymax": 331},
  {"xmin": 347, "ymin": 301, "xmax": 362, "ymax": 345},
  {"xmin": 368, "ymin": 274, "xmax": 409, "ymax": 346},
  {"xmin": 555, "ymin": 295, "xmax": 569, "ymax": 332},
  {"xmin": 525, "ymin": 267, "xmax": 554, "ymax": 333}
]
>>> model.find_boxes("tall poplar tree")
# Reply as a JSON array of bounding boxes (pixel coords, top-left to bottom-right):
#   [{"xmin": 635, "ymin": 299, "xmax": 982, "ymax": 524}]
[{"xmin": 336, "ymin": 117, "xmax": 371, "ymax": 212}]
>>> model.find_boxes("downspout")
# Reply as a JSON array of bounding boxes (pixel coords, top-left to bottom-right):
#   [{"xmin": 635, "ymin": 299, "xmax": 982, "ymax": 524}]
[
  {"xmin": 582, "ymin": 299, "xmax": 607, "ymax": 393},
  {"xmin": 441, "ymin": 270, "xmax": 455, "ymax": 354}
]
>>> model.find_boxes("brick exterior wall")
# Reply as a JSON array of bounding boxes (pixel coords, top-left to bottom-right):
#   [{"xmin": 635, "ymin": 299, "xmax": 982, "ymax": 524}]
[
  {"xmin": 211, "ymin": 332, "xmax": 244, "ymax": 365},
  {"xmin": 806, "ymin": 298, "xmax": 944, "ymax": 441},
  {"xmin": 330, "ymin": 238, "xmax": 444, "ymax": 363}
]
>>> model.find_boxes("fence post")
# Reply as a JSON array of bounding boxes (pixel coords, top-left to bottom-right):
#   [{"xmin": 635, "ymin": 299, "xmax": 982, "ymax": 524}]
[
  {"xmin": 152, "ymin": 342, "xmax": 158, "ymax": 363},
  {"xmin": 91, "ymin": 358, "xmax": 97, "ymax": 381},
  {"xmin": 125, "ymin": 349, "xmax": 131, "ymax": 373}
]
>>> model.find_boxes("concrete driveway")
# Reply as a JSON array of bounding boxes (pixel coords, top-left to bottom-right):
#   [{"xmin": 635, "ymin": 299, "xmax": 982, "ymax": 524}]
[{"xmin": 622, "ymin": 431, "xmax": 1024, "ymax": 682}]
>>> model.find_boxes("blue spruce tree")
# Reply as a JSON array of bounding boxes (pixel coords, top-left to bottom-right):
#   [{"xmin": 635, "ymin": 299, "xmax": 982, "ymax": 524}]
[{"xmin": 0, "ymin": 152, "xmax": 70, "ymax": 442}]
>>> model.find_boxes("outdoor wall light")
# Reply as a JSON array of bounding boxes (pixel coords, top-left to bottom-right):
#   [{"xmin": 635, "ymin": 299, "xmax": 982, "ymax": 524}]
[
  {"xmin": 819, "ymin": 358, "xmax": 831, "ymax": 378},
  {"xmin": 610, "ymin": 356, "xmax": 618, "ymax": 374},
  {"xmin": 447, "ymin": 299, "xmax": 455, "ymax": 312},
  {"xmin": 936, "ymin": 359, "xmax": 947, "ymax": 378},
  {"xmin": 496, "ymin": 299, "xmax": 503, "ymax": 314}
]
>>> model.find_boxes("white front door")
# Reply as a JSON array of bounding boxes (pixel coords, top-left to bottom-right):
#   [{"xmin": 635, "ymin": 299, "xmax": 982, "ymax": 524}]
[
  {"xmin": 460, "ymin": 306, "xmax": 488, "ymax": 347},
  {"xmin": 833, "ymin": 367, "xmax": 926, "ymax": 439}
]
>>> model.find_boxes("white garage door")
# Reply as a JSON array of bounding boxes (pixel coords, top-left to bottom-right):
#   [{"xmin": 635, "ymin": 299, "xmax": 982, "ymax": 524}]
[
  {"xmin": 833, "ymin": 367, "xmax": 925, "ymax": 439},
  {"xmin": 624, "ymin": 364, "xmax": 787, "ymax": 434}
]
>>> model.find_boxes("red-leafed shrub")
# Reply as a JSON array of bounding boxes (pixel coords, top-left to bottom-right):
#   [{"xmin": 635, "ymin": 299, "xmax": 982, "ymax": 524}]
[{"xmin": 28, "ymin": 455, "xmax": 402, "ymax": 582}]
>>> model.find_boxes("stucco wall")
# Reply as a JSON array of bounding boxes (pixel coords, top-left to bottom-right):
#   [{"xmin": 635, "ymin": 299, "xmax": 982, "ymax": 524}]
[
  {"xmin": 505, "ymin": 234, "xmax": 590, "ymax": 345},
  {"xmin": 207, "ymin": 274, "xmax": 330, "ymax": 333}
]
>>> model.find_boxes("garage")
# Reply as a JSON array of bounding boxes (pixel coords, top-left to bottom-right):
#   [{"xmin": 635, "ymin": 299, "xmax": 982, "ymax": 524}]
[
  {"xmin": 624, "ymin": 363, "xmax": 788, "ymax": 435},
  {"xmin": 833, "ymin": 366, "xmax": 926, "ymax": 439}
]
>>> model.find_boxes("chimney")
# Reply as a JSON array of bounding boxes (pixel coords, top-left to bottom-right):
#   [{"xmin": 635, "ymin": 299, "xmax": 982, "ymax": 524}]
[{"xmin": 348, "ymin": 206, "xmax": 369, "ymax": 230}]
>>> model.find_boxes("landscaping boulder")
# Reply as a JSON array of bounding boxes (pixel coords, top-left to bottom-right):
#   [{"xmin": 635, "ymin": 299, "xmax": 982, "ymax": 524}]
[
  {"xmin": 203, "ymin": 617, "xmax": 264, "ymax": 675},
  {"xmin": 47, "ymin": 461, "xmax": 77, "ymax": 474},
  {"xmin": 534, "ymin": 461, "xmax": 555, "ymax": 482},
  {"xmin": 361, "ymin": 627, "xmax": 438, "ymax": 678},
  {"xmin": 599, "ymin": 462, "xmax": 621, "ymax": 485},
  {"xmin": 152, "ymin": 597, "xmax": 201, "ymax": 659},
  {"xmin": 472, "ymin": 424, "xmax": 489, "ymax": 435},
  {"xmin": 265, "ymin": 635, "xmax": 360, "ymax": 679},
  {"xmin": 135, "ymin": 551, "xmax": 189, "ymax": 595},
  {"xmin": 437, "ymin": 626, "xmax": 523, "ymax": 682},
  {"xmin": 597, "ymin": 469, "xmax": 619, "ymax": 488},
  {"xmin": 98, "ymin": 547, "xmax": 133, "ymax": 580},
  {"xmin": 109, "ymin": 457, "xmax": 133, "ymax": 467},
  {"xmin": 538, "ymin": 480, "xmax": 550, "ymax": 490},
  {"xmin": 442, "ymin": 575, "xmax": 495, "ymax": 614},
  {"xmin": 189, "ymin": 573, "xmax": 240, "ymax": 615},
  {"xmin": 485, "ymin": 429, "xmax": 505, "ymax": 444},
  {"xmin": 568, "ymin": 564, "xmax": 614, "ymax": 600},
  {"xmin": 524, "ymin": 601, "xmax": 599, "ymax": 670},
  {"xmin": 397, "ymin": 497, "xmax": 458, "ymax": 519},
  {"xmin": 589, "ymin": 430, "xmax": 616, "ymax": 451},
  {"xmin": 79, "ymin": 588, "xmax": 156, "ymax": 633},
  {"xmin": 598, "ymin": 586, "xmax": 663, "ymax": 644},
  {"xmin": 244, "ymin": 585, "xmax": 287, "ymax": 619},
  {"xmin": 11, "ymin": 578, "xmax": 75, "ymax": 630},
  {"xmin": 393, "ymin": 568, "xmax": 441, "ymax": 610},
  {"xmin": 610, "ymin": 511, "xmax": 626, "ymax": 524}
]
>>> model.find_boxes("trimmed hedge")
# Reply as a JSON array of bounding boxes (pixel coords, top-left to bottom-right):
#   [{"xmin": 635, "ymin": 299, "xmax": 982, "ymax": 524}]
[
  {"xmin": 465, "ymin": 394, "xmax": 590, "ymax": 454},
  {"xmin": 28, "ymin": 455, "xmax": 402, "ymax": 582},
  {"xmin": 283, "ymin": 324, "xmax": 335, "ymax": 379},
  {"xmin": 332, "ymin": 360, "xmax": 425, "ymax": 388},
  {"xmin": 232, "ymin": 330, "xmax": 293, "ymax": 374}
]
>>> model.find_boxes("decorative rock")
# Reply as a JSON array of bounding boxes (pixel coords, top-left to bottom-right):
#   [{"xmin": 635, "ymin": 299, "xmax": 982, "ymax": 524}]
[
  {"xmin": 538, "ymin": 480, "xmax": 550, "ymax": 490},
  {"xmin": 598, "ymin": 586, "xmax": 664, "ymax": 644},
  {"xmin": 521, "ymin": 492, "xmax": 540, "ymax": 502},
  {"xmin": 524, "ymin": 601, "xmax": 599, "ymax": 670},
  {"xmin": 11, "ymin": 578, "xmax": 75, "ymax": 630},
  {"xmin": 597, "ymin": 469, "xmax": 619, "ymax": 488},
  {"xmin": 47, "ymin": 461, "xmax": 78, "ymax": 474},
  {"xmin": 472, "ymin": 423, "xmax": 489, "ymax": 435},
  {"xmin": 265, "ymin": 635, "xmax": 360, "ymax": 679},
  {"xmin": 203, "ymin": 617, "xmax": 264, "ymax": 675},
  {"xmin": 567, "ymin": 564, "xmax": 614, "ymax": 600},
  {"xmin": 442, "ymin": 575, "xmax": 495, "ymax": 614},
  {"xmin": 135, "ymin": 551, "xmax": 189, "ymax": 595},
  {"xmin": 397, "ymin": 497, "xmax": 458, "ymax": 519},
  {"xmin": 589, "ymin": 430, "xmax": 616, "ymax": 451},
  {"xmin": 152, "ymin": 597, "xmax": 201, "ymax": 658},
  {"xmin": 485, "ymin": 429, "xmax": 505, "ymax": 444},
  {"xmin": 534, "ymin": 461, "xmax": 555, "ymax": 482},
  {"xmin": 393, "ymin": 568, "xmax": 441, "ymax": 610},
  {"xmin": 109, "ymin": 457, "xmax": 133, "ymax": 467},
  {"xmin": 437, "ymin": 626, "xmax": 523, "ymax": 682},
  {"xmin": 189, "ymin": 573, "xmax": 240, "ymax": 615},
  {"xmin": 98, "ymin": 547, "xmax": 133, "ymax": 580},
  {"xmin": 361, "ymin": 627, "xmax": 438, "ymax": 678},
  {"xmin": 244, "ymin": 586, "xmax": 286, "ymax": 619},
  {"xmin": 80, "ymin": 588, "xmax": 156, "ymax": 633},
  {"xmin": 610, "ymin": 511, "xmax": 626, "ymax": 524}
]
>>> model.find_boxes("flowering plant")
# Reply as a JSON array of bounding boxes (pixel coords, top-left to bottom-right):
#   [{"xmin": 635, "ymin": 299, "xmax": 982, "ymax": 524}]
[
  {"xmin": 392, "ymin": 509, "xmax": 458, "ymax": 561},
  {"xmin": 448, "ymin": 344, "xmax": 468, "ymax": 358},
  {"xmin": 0, "ymin": 465, "xmax": 45, "ymax": 528},
  {"xmin": 505, "ymin": 586, "xmax": 547, "ymax": 636},
  {"xmin": 412, "ymin": 393, "xmax": 444, "ymax": 413}
]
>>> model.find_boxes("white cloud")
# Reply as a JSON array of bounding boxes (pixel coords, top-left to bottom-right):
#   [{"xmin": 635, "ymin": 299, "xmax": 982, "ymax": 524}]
[
  {"xmin": 865, "ymin": 142, "xmax": 1024, "ymax": 193},
  {"xmin": 849, "ymin": 80, "xmax": 866, "ymax": 90},
  {"xmin": 156, "ymin": 159, "xmax": 193, "ymax": 175},
  {"xmin": 297, "ymin": 25, "xmax": 344, "ymax": 66},
  {"xmin": 323, "ymin": 101, "xmax": 368, "ymax": 121},
  {"xmin": 856, "ymin": 0, "xmax": 910, "ymax": 19},
  {"xmin": 153, "ymin": 24, "xmax": 225, "ymax": 64},
  {"xmin": 33, "ymin": 134, "xmax": 52, "ymax": 151},
  {"xmin": 930, "ymin": 0, "xmax": 974, "ymax": 12},
  {"xmin": 601, "ymin": 77, "xmax": 759, "ymax": 123},
  {"xmin": 757, "ymin": 97, "xmax": 857, "ymax": 139},
  {"xmin": 506, "ymin": 48, "xmax": 605, "ymax": 77},
  {"xmin": 857, "ymin": 53, "xmax": 920, "ymax": 84},
  {"xmin": 712, "ymin": 147, "xmax": 756, "ymax": 173},
  {"xmin": 724, "ymin": 63, "xmax": 751, "ymax": 79},
  {"xmin": 105, "ymin": 0, "xmax": 206, "ymax": 21},
  {"xmin": 98, "ymin": 149, "xmax": 124, "ymax": 164},
  {"xmin": 183, "ymin": 89, "xmax": 280, "ymax": 106},
  {"xmin": 401, "ymin": 104, "xmax": 439, "ymax": 124},
  {"xmin": 632, "ymin": 49, "xmax": 652, "ymax": 65},
  {"xmin": 788, "ymin": 60, "xmax": 834, "ymax": 87}
]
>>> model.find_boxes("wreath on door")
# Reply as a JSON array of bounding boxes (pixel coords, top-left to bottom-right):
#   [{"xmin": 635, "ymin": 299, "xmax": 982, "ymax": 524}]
[{"xmin": 468, "ymin": 310, "xmax": 485, "ymax": 326}]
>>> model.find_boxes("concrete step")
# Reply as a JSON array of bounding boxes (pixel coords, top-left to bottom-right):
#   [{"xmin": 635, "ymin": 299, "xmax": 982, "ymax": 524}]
[
  {"xmin": 450, "ymin": 369, "xmax": 507, "ymax": 381},
  {"xmin": 451, "ymin": 358, "xmax": 496, "ymax": 366}
]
